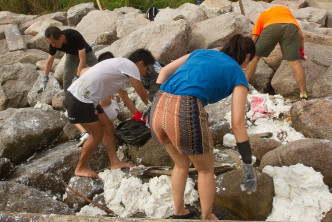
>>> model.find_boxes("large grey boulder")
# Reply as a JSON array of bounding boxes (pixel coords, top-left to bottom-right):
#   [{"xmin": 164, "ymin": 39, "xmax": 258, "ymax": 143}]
[
  {"xmin": 18, "ymin": 49, "xmax": 48, "ymax": 64},
  {"xmin": 19, "ymin": 12, "xmax": 67, "ymax": 33},
  {"xmin": 9, "ymin": 142, "xmax": 110, "ymax": 194},
  {"xmin": 249, "ymin": 59, "xmax": 274, "ymax": 93},
  {"xmin": 64, "ymin": 176, "xmax": 104, "ymax": 211},
  {"xmin": 214, "ymin": 168, "xmax": 274, "ymax": 220},
  {"xmin": 24, "ymin": 18, "xmax": 63, "ymax": 36},
  {"xmin": 106, "ymin": 19, "xmax": 189, "ymax": 63},
  {"xmin": 249, "ymin": 135, "xmax": 282, "ymax": 162},
  {"xmin": 0, "ymin": 107, "xmax": 67, "ymax": 164},
  {"xmin": 128, "ymin": 138, "xmax": 173, "ymax": 167},
  {"xmin": 76, "ymin": 10, "xmax": 118, "ymax": 45},
  {"xmin": 26, "ymin": 32, "xmax": 49, "ymax": 52},
  {"xmin": 293, "ymin": 7, "xmax": 327, "ymax": 27},
  {"xmin": 0, "ymin": 63, "xmax": 39, "ymax": 110},
  {"xmin": 290, "ymin": 98, "xmax": 332, "ymax": 141},
  {"xmin": 262, "ymin": 44, "xmax": 283, "ymax": 72},
  {"xmin": 67, "ymin": 2, "xmax": 95, "ymax": 26},
  {"xmin": 271, "ymin": 0, "xmax": 306, "ymax": 9},
  {"xmin": 115, "ymin": 11, "xmax": 150, "ymax": 39},
  {"xmin": 27, "ymin": 73, "xmax": 62, "ymax": 107},
  {"xmin": 259, "ymin": 139, "xmax": 332, "ymax": 188},
  {"xmin": 271, "ymin": 42, "xmax": 332, "ymax": 99},
  {"xmin": 189, "ymin": 12, "xmax": 252, "ymax": 51},
  {"xmin": 0, "ymin": 11, "xmax": 37, "ymax": 26},
  {"xmin": 155, "ymin": 3, "xmax": 207, "ymax": 25},
  {"xmin": 199, "ymin": 0, "xmax": 232, "ymax": 19},
  {"xmin": 232, "ymin": 0, "xmax": 271, "ymax": 24},
  {"xmin": 304, "ymin": 30, "xmax": 332, "ymax": 47},
  {"xmin": 0, "ymin": 181, "xmax": 73, "ymax": 215}
]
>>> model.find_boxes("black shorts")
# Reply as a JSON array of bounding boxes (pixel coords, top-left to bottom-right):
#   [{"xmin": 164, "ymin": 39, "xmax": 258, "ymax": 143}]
[{"xmin": 64, "ymin": 91, "xmax": 104, "ymax": 124}]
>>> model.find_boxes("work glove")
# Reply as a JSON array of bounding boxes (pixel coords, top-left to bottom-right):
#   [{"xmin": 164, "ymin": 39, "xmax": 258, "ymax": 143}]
[
  {"xmin": 132, "ymin": 110, "xmax": 146, "ymax": 123},
  {"xmin": 142, "ymin": 101, "xmax": 152, "ymax": 127},
  {"xmin": 240, "ymin": 163, "xmax": 257, "ymax": 194},
  {"xmin": 37, "ymin": 76, "xmax": 49, "ymax": 93},
  {"xmin": 300, "ymin": 47, "xmax": 308, "ymax": 61}
]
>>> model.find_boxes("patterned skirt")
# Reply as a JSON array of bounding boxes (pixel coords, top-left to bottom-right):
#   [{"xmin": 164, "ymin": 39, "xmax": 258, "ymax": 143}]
[{"xmin": 150, "ymin": 90, "xmax": 213, "ymax": 155}]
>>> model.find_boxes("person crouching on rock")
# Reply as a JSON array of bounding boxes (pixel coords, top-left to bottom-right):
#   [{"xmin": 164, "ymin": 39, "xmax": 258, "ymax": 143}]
[{"xmin": 64, "ymin": 49, "xmax": 155, "ymax": 178}]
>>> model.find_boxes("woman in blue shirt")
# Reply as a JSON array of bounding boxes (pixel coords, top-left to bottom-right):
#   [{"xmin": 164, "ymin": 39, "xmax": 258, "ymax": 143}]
[{"xmin": 150, "ymin": 34, "xmax": 257, "ymax": 220}]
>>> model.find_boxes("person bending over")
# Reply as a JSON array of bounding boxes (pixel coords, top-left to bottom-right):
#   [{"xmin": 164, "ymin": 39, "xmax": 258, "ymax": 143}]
[
  {"xmin": 64, "ymin": 49, "xmax": 154, "ymax": 178},
  {"xmin": 149, "ymin": 34, "xmax": 257, "ymax": 220}
]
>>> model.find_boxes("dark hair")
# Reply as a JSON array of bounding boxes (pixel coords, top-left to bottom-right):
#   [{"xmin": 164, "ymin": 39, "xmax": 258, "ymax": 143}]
[
  {"xmin": 98, "ymin": 51, "xmax": 114, "ymax": 62},
  {"xmin": 128, "ymin": 49, "xmax": 155, "ymax": 66},
  {"xmin": 221, "ymin": 34, "xmax": 255, "ymax": 65},
  {"xmin": 45, "ymin": 26, "xmax": 62, "ymax": 39}
]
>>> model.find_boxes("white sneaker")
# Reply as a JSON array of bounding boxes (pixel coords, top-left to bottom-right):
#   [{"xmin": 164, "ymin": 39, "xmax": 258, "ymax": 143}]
[{"xmin": 77, "ymin": 132, "xmax": 89, "ymax": 147}]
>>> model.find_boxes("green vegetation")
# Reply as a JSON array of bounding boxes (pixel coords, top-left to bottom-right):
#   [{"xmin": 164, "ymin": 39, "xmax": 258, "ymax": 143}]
[{"xmin": 0, "ymin": 0, "xmax": 204, "ymax": 15}]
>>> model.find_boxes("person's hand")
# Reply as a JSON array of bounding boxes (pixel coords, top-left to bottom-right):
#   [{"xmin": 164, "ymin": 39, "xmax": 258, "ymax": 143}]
[
  {"xmin": 300, "ymin": 47, "xmax": 308, "ymax": 61},
  {"xmin": 132, "ymin": 110, "xmax": 146, "ymax": 123},
  {"xmin": 37, "ymin": 76, "xmax": 49, "ymax": 93},
  {"xmin": 240, "ymin": 163, "xmax": 257, "ymax": 194},
  {"xmin": 142, "ymin": 101, "xmax": 152, "ymax": 126}
]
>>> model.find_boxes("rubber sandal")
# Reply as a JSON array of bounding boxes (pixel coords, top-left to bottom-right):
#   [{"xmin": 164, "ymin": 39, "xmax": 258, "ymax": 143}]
[{"xmin": 168, "ymin": 210, "xmax": 196, "ymax": 219}]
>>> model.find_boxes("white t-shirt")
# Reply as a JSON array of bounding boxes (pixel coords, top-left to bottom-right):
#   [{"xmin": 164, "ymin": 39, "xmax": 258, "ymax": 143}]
[{"xmin": 68, "ymin": 58, "xmax": 140, "ymax": 106}]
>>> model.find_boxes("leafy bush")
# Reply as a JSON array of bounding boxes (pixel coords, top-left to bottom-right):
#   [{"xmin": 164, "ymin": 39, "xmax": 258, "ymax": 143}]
[{"xmin": 0, "ymin": 0, "xmax": 202, "ymax": 15}]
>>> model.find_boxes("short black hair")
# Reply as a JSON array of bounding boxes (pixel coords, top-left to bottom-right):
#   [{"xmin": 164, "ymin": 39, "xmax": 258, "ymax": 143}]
[
  {"xmin": 221, "ymin": 34, "xmax": 255, "ymax": 65},
  {"xmin": 128, "ymin": 49, "xmax": 155, "ymax": 66},
  {"xmin": 45, "ymin": 26, "xmax": 62, "ymax": 39},
  {"xmin": 98, "ymin": 51, "xmax": 114, "ymax": 62}
]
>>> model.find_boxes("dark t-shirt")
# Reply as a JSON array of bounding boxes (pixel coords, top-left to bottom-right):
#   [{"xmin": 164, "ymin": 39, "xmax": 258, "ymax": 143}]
[{"xmin": 49, "ymin": 29, "xmax": 92, "ymax": 56}]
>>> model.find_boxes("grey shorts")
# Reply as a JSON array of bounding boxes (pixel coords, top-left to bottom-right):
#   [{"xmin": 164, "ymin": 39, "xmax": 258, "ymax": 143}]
[{"xmin": 255, "ymin": 23, "xmax": 301, "ymax": 61}]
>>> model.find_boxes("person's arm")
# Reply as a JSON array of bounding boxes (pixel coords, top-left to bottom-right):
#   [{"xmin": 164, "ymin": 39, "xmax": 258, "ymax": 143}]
[
  {"xmin": 77, "ymin": 48, "xmax": 87, "ymax": 77},
  {"xmin": 298, "ymin": 29, "xmax": 307, "ymax": 60},
  {"xmin": 129, "ymin": 77, "xmax": 149, "ymax": 105},
  {"xmin": 252, "ymin": 34, "xmax": 258, "ymax": 43},
  {"xmin": 231, "ymin": 84, "xmax": 249, "ymax": 143},
  {"xmin": 44, "ymin": 54, "xmax": 55, "ymax": 77},
  {"xmin": 231, "ymin": 84, "xmax": 256, "ymax": 194},
  {"xmin": 37, "ymin": 54, "xmax": 54, "ymax": 93},
  {"xmin": 156, "ymin": 54, "xmax": 190, "ymax": 84},
  {"xmin": 117, "ymin": 89, "xmax": 138, "ymax": 114}
]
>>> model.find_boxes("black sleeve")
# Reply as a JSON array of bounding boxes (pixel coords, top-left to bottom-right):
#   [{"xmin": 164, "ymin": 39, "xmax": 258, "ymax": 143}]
[{"xmin": 49, "ymin": 44, "xmax": 57, "ymax": 56}]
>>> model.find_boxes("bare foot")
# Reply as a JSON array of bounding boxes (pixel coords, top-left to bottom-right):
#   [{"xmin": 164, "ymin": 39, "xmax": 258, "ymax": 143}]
[
  {"xmin": 205, "ymin": 213, "xmax": 218, "ymax": 220},
  {"xmin": 111, "ymin": 161, "xmax": 135, "ymax": 170},
  {"xmin": 75, "ymin": 168, "xmax": 99, "ymax": 178}
]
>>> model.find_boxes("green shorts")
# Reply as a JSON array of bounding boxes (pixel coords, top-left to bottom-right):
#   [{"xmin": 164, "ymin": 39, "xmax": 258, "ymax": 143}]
[{"xmin": 255, "ymin": 23, "xmax": 301, "ymax": 61}]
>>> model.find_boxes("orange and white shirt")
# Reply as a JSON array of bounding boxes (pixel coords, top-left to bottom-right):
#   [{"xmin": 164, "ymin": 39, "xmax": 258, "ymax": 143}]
[{"xmin": 252, "ymin": 5, "xmax": 301, "ymax": 36}]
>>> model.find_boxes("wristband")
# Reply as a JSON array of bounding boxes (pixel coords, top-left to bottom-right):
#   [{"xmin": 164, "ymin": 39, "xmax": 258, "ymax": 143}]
[{"xmin": 236, "ymin": 140, "xmax": 252, "ymax": 164}]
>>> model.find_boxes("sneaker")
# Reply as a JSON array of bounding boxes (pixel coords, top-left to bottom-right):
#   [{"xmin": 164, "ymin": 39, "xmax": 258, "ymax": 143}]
[
  {"xmin": 300, "ymin": 93, "xmax": 308, "ymax": 101},
  {"xmin": 77, "ymin": 131, "xmax": 89, "ymax": 147}
]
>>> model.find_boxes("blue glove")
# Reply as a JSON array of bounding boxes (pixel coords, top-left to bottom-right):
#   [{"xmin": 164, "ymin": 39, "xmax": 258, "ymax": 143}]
[
  {"xmin": 141, "ymin": 101, "xmax": 152, "ymax": 127},
  {"xmin": 37, "ymin": 76, "xmax": 49, "ymax": 93},
  {"xmin": 240, "ymin": 163, "xmax": 257, "ymax": 194}
]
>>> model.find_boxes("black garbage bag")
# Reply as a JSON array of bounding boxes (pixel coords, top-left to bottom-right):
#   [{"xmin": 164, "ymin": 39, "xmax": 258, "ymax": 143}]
[{"xmin": 115, "ymin": 118, "xmax": 151, "ymax": 147}]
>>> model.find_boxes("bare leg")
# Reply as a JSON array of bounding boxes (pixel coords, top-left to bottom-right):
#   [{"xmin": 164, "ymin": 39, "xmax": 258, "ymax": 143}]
[
  {"xmin": 288, "ymin": 60, "xmax": 306, "ymax": 94},
  {"xmin": 189, "ymin": 151, "xmax": 217, "ymax": 220},
  {"xmin": 74, "ymin": 124, "xmax": 86, "ymax": 134},
  {"xmin": 164, "ymin": 143, "xmax": 191, "ymax": 216},
  {"xmin": 75, "ymin": 121, "xmax": 104, "ymax": 178},
  {"xmin": 98, "ymin": 112, "xmax": 134, "ymax": 169},
  {"xmin": 245, "ymin": 56, "xmax": 261, "ymax": 81}
]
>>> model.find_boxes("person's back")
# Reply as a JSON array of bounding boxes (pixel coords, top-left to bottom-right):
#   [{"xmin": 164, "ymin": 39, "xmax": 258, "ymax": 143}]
[
  {"xmin": 252, "ymin": 5, "xmax": 300, "ymax": 36},
  {"xmin": 161, "ymin": 49, "xmax": 248, "ymax": 106},
  {"xmin": 68, "ymin": 58, "xmax": 140, "ymax": 106}
]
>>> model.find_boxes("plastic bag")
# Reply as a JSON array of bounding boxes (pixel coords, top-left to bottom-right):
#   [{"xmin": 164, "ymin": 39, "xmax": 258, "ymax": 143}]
[{"xmin": 115, "ymin": 118, "xmax": 151, "ymax": 146}]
